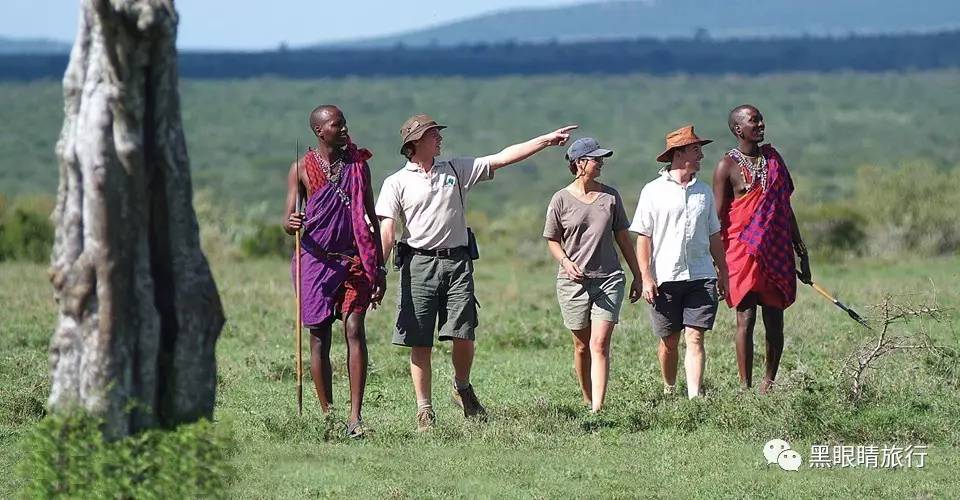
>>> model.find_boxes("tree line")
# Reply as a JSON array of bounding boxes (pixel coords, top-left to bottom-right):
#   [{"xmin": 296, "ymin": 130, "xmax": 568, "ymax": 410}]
[{"xmin": 2, "ymin": 30, "xmax": 959, "ymax": 81}]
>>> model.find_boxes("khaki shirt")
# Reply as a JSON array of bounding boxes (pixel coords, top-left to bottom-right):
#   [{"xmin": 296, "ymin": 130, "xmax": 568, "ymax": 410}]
[
  {"xmin": 376, "ymin": 157, "xmax": 494, "ymax": 250},
  {"xmin": 629, "ymin": 169, "xmax": 721, "ymax": 286}
]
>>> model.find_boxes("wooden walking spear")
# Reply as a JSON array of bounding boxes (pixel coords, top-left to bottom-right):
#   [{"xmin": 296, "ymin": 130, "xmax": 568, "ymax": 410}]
[
  {"xmin": 802, "ymin": 276, "xmax": 873, "ymax": 330},
  {"xmin": 295, "ymin": 137, "xmax": 304, "ymax": 416}
]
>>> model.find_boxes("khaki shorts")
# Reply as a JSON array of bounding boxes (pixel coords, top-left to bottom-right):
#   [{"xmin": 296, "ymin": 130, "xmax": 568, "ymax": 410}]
[
  {"xmin": 393, "ymin": 249, "xmax": 478, "ymax": 347},
  {"xmin": 555, "ymin": 273, "xmax": 626, "ymax": 330}
]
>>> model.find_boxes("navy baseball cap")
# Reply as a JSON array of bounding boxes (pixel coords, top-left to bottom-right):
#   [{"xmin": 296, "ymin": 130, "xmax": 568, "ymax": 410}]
[{"xmin": 565, "ymin": 137, "xmax": 614, "ymax": 162}]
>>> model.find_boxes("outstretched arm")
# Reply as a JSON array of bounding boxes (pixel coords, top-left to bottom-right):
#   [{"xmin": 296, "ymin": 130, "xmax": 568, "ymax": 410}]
[{"xmin": 487, "ymin": 125, "xmax": 578, "ymax": 171}]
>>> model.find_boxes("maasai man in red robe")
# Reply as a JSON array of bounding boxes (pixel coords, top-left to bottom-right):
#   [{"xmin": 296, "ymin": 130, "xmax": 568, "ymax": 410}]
[
  {"xmin": 713, "ymin": 105, "xmax": 812, "ymax": 394},
  {"xmin": 284, "ymin": 105, "xmax": 386, "ymax": 437}
]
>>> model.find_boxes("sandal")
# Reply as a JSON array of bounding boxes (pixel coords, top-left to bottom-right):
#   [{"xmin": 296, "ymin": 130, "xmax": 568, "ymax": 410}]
[{"xmin": 344, "ymin": 419, "xmax": 366, "ymax": 439}]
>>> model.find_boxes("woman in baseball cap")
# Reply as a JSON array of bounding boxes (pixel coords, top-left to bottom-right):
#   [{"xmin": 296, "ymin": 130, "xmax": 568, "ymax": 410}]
[{"xmin": 542, "ymin": 137, "xmax": 643, "ymax": 413}]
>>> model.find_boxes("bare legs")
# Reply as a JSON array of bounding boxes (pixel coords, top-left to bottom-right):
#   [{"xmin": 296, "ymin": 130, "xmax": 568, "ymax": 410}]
[
  {"xmin": 409, "ymin": 338, "xmax": 476, "ymax": 406},
  {"xmin": 735, "ymin": 292, "xmax": 785, "ymax": 394},
  {"xmin": 571, "ymin": 327, "xmax": 592, "ymax": 405},
  {"xmin": 658, "ymin": 327, "xmax": 706, "ymax": 398},
  {"xmin": 760, "ymin": 307, "xmax": 784, "ymax": 394},
  {"xmin": 684, "ymin": 328, "xmax": 706, "ymax": 398},
  {"xmin": 658, "ymin": 332, "xmax": 680, "ymax": 389},
  {"xmin": 309, "ymin": 311, "xmax": 368, "ymax": 423},
  {"xmin": 734, "ymin": 295, "xmax": 757, "ymax": 390},
  {"xmin": 451, "ymin": 338, "xmax": 475, "ymax": 388},
  {"xmin": 309, "ymin": 323, "xmax": 334, "ymax": 412},
  {"xmin": 343, "ymin": 312, "xmax": 368, "ymax": 423},
  {"xmin": 571, "ymin": 320, "xmax": 615, "ymax": 412},
  {"xmin": 410, "ymin": 346, "xmax": 432, "ymax": 404}
]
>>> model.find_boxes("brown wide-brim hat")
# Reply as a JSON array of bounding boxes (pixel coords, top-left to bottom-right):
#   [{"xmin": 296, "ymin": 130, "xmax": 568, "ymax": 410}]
[
  {"xmin": 399, "ymin": 113, "xmax": 447, "ymax": 154},
  {"xmin": 656, "ymin": 125, "xmax": 713, "ymax": 163}
]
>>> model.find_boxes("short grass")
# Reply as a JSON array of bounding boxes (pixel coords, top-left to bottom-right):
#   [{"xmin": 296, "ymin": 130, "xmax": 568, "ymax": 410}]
[{"xmin": 2, "ymin": 252, "xmax": 959, "ymax": 498}]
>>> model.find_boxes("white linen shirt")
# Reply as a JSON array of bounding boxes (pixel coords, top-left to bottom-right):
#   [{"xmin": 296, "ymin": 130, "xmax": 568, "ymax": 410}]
[
  {"xmin": 375, "ymin": 157, "xmax": 494, "ymax": 250},
  {"xmin": 629, "ymin": 168, "xmax": 721, "ymax": 286}
]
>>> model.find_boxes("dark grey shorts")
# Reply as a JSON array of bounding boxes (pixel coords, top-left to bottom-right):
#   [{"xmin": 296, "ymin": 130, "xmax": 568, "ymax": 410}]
[
  {"xmin": 649, "ymin": 278, "xmax": 718, "ymax": 338},
  {"xmin": 393, "ymin": 249, "xmax": 478, "ymax": 347}
]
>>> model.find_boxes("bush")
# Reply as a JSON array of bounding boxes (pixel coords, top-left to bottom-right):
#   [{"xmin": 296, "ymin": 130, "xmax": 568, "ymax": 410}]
[
  {"xmin": 193, "ymin": 189, "xmax": 294, "ymax": 261},
  {"xmin": 239, "ymin": 221, "xmax": 293, "ymax": 259},
  {"xmin": 0, "ymin": 197, "xmax": 54, "ymax": 263},
  {"xmin": 796, "ymin": 202, "xmax": 867, "ymax": 259},
  {"xmin": 855, "ymin": 163, "xmax": 960, "ymax": 256},
  {"xmin": 19, "ymin": 412, "xmax": 235, "ymax": 498},
  {"xmin": 795, "ymin": 164, "xmax": 960, "ymax": 259}
]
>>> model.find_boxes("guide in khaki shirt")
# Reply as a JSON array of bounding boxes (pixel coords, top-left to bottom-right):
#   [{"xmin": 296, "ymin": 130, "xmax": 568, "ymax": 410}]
[
  {"xmin": 376, "ymin": 156, "xmax": 494, "ymax": 251},
  {"xmin": 374, "ymin": 112, "xmax": 577, "ymax": 432}
]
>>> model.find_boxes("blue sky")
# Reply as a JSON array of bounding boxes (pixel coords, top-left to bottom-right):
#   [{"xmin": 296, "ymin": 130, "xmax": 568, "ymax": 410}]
[{"xmin": 2, "ymin": 0, "xmax": 577, "ymax": 49}]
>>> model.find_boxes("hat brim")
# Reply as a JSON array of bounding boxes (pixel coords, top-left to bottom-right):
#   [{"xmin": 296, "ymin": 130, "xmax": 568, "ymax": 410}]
[
  {"xmin": 567, "ymin": 147, "xmax": 614, "ymax": 162},
  {"xmin": 400, "ymin": 124, "xmax": 446, "ymax": 154},
  {"xmin": 656, "ymin": 139, "xmax": 712, "ymax": 163},
  {"xmin": 585, "ymin": 148, "xmax": 614, "ymax": 158}
]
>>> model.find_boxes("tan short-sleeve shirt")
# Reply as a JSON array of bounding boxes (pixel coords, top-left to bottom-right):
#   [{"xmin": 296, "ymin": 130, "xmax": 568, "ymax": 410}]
[{"xmin": 376, "ymin": 157, "xmax": 494, "ymax": 250}]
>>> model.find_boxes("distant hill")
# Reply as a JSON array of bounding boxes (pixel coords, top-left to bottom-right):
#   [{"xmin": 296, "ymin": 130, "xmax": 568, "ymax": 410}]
[
  {"xmin": 0, "ymin": 36, "xmax": 70, "ymax": 55},
  {"xmin": 320, "ymin": 0, "xmax": 960, "ymax": 48}
]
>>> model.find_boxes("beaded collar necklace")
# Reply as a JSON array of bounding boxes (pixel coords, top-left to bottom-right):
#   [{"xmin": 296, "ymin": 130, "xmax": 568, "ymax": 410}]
[
  {"xmin": 729, "ymin": 148, "xmax": 768, "ymax": 192},
  {"xmin": 311, "ymin": 148, "xmax": 350, "ymax": 206}
]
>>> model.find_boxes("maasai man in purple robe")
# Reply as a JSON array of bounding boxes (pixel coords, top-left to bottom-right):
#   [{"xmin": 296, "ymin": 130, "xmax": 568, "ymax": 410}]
[{"xmin": 284, "ymin": 105, "xmax": 386, "ymax": 438}]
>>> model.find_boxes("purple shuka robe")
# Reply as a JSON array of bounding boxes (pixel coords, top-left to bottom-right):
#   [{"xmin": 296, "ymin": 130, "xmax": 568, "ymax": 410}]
[{"xmin": 292, "ymin": 144, "xmax": 378, "ymax": 327}]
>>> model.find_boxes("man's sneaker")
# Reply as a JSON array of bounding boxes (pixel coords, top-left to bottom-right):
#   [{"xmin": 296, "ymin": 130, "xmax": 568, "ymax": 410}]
[
  {"xmin": 663, "ymin": 384, "xmax": 677, "ymax": 396},
  {"xmin": 452, "ymin": 384, "xmax": 487, "ymax": 420},
  {"xmin": 416, "ymin": 407, "xmax": 435, "ymax": 432}
]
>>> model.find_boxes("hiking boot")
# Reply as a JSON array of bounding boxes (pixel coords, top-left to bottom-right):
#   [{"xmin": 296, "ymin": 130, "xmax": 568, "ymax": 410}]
[
  {"xmin": 416, "ymin": 407, "xmax": 435, "ymax": 432},
  {"xmin": 452, "ymin": 384, "xmax": 487, "ymax": 420}
]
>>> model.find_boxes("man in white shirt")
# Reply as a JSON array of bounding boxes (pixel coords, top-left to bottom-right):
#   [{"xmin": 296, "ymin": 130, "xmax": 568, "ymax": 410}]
[
  {"xmin": 376, "ymin": 113, "xmax": 575, "ymax": 431},
  {"xmin": 631, "ymin": 125, "xmax": 729, "ymax": 399}
]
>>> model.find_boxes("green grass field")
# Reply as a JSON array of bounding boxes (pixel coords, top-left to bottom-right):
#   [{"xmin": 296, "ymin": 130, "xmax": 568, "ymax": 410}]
[
  {"xmin": 3, "ymin": 71, "xmax": 960, "ymax": 213},
  {"xmin": 2, "ymin": 249, "xmax": 959, "ymax": 497},
  {"xmin": 2, "ymin": 68, "xmax": 959, "ymax": 498}
]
